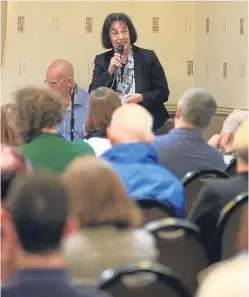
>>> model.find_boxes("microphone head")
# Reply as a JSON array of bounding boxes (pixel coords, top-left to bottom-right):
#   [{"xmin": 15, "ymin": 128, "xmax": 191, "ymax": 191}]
[{"xmin": 117, "ymin": 44, "xmax": 124, "ymax": 56}]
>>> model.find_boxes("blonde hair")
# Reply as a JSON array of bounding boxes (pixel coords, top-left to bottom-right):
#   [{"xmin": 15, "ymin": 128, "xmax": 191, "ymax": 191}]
[
  {"xmin": 233, "ymin": 120, "xmax": 248, "ymax": 162},
  {"xmin": 62, "ymin": 156, "xmax": 143, "ymax": 228}
]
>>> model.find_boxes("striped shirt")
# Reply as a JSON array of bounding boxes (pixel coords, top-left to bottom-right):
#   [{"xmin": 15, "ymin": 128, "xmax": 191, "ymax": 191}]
[{"xmin": 56, "ymin": 85, "xmax": 89, "ymax": 141}]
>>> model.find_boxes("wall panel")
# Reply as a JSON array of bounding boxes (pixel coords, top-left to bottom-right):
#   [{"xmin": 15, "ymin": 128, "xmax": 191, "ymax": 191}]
[{"xmin": 1, "ymin": 1, "xmax": 248, "ymax": 112}]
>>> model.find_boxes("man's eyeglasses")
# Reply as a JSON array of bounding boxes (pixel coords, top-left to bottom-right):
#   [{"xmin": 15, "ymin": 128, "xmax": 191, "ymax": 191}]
[{"xmin": 44, "ymin": 77, "xmax": 72, "ymax": 89}]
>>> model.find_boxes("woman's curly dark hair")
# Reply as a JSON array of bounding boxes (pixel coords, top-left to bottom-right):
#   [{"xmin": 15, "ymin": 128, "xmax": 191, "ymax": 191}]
[
  {"xmin": 101, "ymin": 13, "xmax": 137, "ymax": 49},
  {"xmin": 12, "ymin": 87, "xmax": 68, "ymax": 142}
]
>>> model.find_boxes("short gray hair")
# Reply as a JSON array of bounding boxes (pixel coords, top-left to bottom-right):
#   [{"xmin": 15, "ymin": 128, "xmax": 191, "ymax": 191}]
[{"xmin": 179, "ymin": 89, "xmax": 217, "ymax": 129}]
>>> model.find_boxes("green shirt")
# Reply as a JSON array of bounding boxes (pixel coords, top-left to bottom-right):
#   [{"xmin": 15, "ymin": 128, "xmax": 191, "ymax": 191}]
[{"xmin": 18, "ymin": 133, "xmax": 95, "ymax": 175}]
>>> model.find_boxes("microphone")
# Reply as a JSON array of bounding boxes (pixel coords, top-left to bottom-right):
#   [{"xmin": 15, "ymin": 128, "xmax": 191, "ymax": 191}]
[
  {"xmin": 70, "ymin": 87, "xmax": 75, "ymax": 141},
  {"xmin": 111, "ymin": 44, "xmax": 124, "ymax": 89},
  {"xmin": 117, "ymin": 44, "xmax": 124, "ymax": 57}
]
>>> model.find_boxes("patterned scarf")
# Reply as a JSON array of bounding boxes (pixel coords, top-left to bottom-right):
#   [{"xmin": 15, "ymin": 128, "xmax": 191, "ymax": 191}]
[{"xmin": 116, "ymin": 49, "xmax": 135, "ymax": 104}]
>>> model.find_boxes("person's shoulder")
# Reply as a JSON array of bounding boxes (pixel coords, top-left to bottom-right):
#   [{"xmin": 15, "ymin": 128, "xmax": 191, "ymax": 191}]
[
  {"xmin": 72, "ymin": 140, "xmax": 95, "ymax": 154},
  {"xmin": 206, "ymin": 142, "xmax": 224, "ymax": 158},
  {"xmin": 153, "ymin": 133, "xmax": 173, "ymax": 147},
  {"xmin": 94, "ymin": 49, "xmax": 113, "ymax": 61}
]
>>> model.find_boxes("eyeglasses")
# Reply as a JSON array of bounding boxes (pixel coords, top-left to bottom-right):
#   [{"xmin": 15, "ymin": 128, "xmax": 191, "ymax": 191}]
[
  {"xmin": 44, "ymin": 76, "xmax": 72, "ymax": 89},
  {"xmin": 109, "ymin": 29, "xmax": 129, "ymax": 39}
]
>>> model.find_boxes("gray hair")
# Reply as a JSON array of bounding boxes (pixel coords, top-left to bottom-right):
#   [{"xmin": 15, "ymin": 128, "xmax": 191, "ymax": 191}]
[
  {"xmin": 179, "ymin": 89, "xmax": 217, "ymax": 129},
  {"xmin": 222, "ymin": 110, "xmax": 248, "ymax": 135}
]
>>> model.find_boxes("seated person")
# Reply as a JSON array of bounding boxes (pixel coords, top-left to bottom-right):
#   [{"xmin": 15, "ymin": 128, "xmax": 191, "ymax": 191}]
[
  {"xmin": 1, "ymin": 104, "xmax": 23, "ymax": 146},
  {"xmin": 12, "ymin": 87, "xmax": 94, "ymax": 175},
  {"xmin": 45, "ymin": 59, "xmax": 89, "ymax": 141},
  {"xmin": 83, "ymin": 87, "xmax": 121, "ymax": 156},
  {"xmin": 101, "ymin": 104, "xmax": 185, "ymax": 217},
  {"xmin": 1, "ymin": 170, "xmax": 108, "ymax": 297},
  {"xmin": 195, "ymin": 254, "xmax": 248, "ymax": 297},
  {"xmin": 153, "ymin": 88, "xmax": 226, "ymax": 179},
  {"xmin": 196, "ymin": 205, "xmax": 248, "ymax": 297},
  {"xmin": 62, "ymin": 156, "xmax": 158, "ymax": 284},
  {"xmin": 188, "ymin": 121, "xmax": 248, "ymax": 260},
  {"xmin": 208, "ymin": 109, "xmax": 248, "ymax": 164}
]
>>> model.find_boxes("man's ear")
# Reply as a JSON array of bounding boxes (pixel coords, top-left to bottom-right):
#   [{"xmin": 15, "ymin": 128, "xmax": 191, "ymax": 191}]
[
  {"xmin": 106, "ymin": 126, "xmax": 115, "ymax": 145},
  {"xmin": 175, "ymin": 105, "xmax": 181, "ymax": 119},
  {"xmin": 146, "ymin": 132, "xmax": 154, "ymax": 144},
  {"xmin": 64, "ymin": 216, "xmax": 81, "ymax": 237}
]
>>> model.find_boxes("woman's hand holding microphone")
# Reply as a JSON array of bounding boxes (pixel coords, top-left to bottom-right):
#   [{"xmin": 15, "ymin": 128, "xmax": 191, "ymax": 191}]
[{"xmin": 108, "ymin": 53, "xmax": 123, "ymax": 75}]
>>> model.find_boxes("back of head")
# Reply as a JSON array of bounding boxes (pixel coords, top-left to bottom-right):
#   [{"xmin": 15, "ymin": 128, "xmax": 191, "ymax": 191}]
[
  {"xmin": 62, "ymin": 156, "xmax": 142, "ymax": 228},
  {"xmin": 108, "ymin": 104, "xmax": 154, "ymax": 143},
  {"xmin": 1, "ymin": 146, "xmax": 32, "ymax": 203},
  {"xmin": 13, "ymin": 87, "xmax": 68, "ymax": 142},
  {"xmin": 85, "ymin": 87, "xmax": 122, "ymax": 135},
  {"xmin": 233, "ymin": 120, "xmax": 248, "ymax": 163},
  {"xmin": 178, "ymin": 88, "xmax": 217, "ymax": 129},
  {"xmin": 196, "ymin": 255, "xmax": 248, "ymax": 297},
  {"xmin": 7, "ymin": 170, "xmax": 68, "ymax": 254},
  {"xmin": 222, "ymin": 110, "xmax": 248, "ymax": 135}
]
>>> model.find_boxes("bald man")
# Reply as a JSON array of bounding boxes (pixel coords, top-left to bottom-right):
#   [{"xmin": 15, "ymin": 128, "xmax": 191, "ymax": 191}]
[
  {"xmin": 45, "ymin": 59, "xmax": 89, "ymax": 141},
  {"xmin": 101, "ymin": 104, "xmax": 185, "ymax": 217}
]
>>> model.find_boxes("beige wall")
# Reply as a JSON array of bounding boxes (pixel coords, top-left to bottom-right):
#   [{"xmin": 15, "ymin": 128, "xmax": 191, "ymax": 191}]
[
  {"xmin": 195, "ymin": 1, "xmax": 248, "ymax": 111},
  {"xmin": 1, "ymin": 1, "xmax": 248, "ymax": 112},
  {"xmin": 1, "ymin": 1, "xmax": 7, "ymax": 63}
]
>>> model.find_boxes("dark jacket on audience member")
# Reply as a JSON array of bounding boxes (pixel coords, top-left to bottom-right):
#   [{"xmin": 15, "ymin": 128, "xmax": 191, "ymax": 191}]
[
  {"xmin": 188, "ymin": 172, "xmax": 248, "ymax": 260},
  {"xmin": 1, "ymin": 269, "xmax": 109, "ymax": 297},
  {"xmin": 101, "ymin": 142, "xmax": 185, "ymax": 217},
  {"xmin": 89, "ymin": 46, "xmax": 169, "ymax": 131},
  {"xmin": 153, "ymin": 127, "xmax": 226, "ymax": 179}
]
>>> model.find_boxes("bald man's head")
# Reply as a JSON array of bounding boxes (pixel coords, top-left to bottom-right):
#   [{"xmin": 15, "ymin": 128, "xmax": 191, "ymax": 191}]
[
  {"xmin": 46, "ymin": 59, "xmax": 75, "ymax": 99},
  {"xmin": 107, "ymin": 104, "xmax": 154, "ymax": 144}
]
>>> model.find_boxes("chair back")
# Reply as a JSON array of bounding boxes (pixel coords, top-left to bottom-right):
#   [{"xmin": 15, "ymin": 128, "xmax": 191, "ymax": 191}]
[
  {"xmin": 181, "ymin": 169, "xmax": 229, "ymax": 215},
  {"xmin": 217, "ymin": 192, "xmax": 248, "ymax": 260},
  {"xmin": 98, "ymin": 261, "xmax": 190, "ymax": 297},
  {"xmin": 225, "ymin": 157, "xmax": 237, "ymax": 177},
  {"xmin": 136, "ymin": 199, "xmax": 178, "ymax": 223},
  {"xmin": 144, "ymin": 218, "xmax": 210, "ymax": 295}
]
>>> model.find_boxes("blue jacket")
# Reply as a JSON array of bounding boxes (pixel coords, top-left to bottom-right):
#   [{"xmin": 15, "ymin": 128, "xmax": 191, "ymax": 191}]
[{"xmin": 101, "ymin": 143, "xmax": 185, "ymax": 217}]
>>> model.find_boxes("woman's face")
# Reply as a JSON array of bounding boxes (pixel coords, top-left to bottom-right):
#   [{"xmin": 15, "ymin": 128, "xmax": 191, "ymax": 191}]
[{"xmin": 109, "ymin": 21, "xmax": 130, "ymax": 53}]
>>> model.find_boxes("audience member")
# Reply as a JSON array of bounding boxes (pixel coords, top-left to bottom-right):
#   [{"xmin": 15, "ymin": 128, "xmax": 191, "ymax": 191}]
[
  {"xmin": 62, "ymin": 156, "xmax": 158, "ymax": 284},
  {"xmin": 1, "ymin": 146, "xmax": 31, "ymax": 207},
  {"xmin": 1, "ymin": 171, "xmax": 108, "ymax": 297},
  {"xmin": 45, "ymin": 59, "xmax": 89, "ymax": 141},
  {"xmin": 101, "ymin": 104, "xmax": 185, "ymax": 217},
  {"xmin": 196, "ymin": 201, "xmax": 248, "ymax": 297},
  {"xmin": 1, "ymin": 104, "xmax": 23, "ymax": 146},
  {"xmin": 188, "ymin": 121, "xmax": 248, "ymax": 259},
  {"xmin": 153, "ymin": 89, "xmax": 226, "ymax": 179},
  {"xmin": 208, "ymin": 109, "xmax": 248, "ymax": 154},
  {"xmin": 13, "ymin": 87, "xmax": 94, "ymax": 175},
  {"xmin": 195, "ymin": 254, "xmax": 248, "ymax": 297},
  {"xmin": 83, "ymin": 87, "xmax": 121, "ymax": 156}
]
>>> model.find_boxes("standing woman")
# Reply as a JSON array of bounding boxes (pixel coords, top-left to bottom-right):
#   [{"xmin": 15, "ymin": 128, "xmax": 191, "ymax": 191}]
[{"xmin": 89, "ymin": 13, "xmax": 170, "ymax": 131}]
